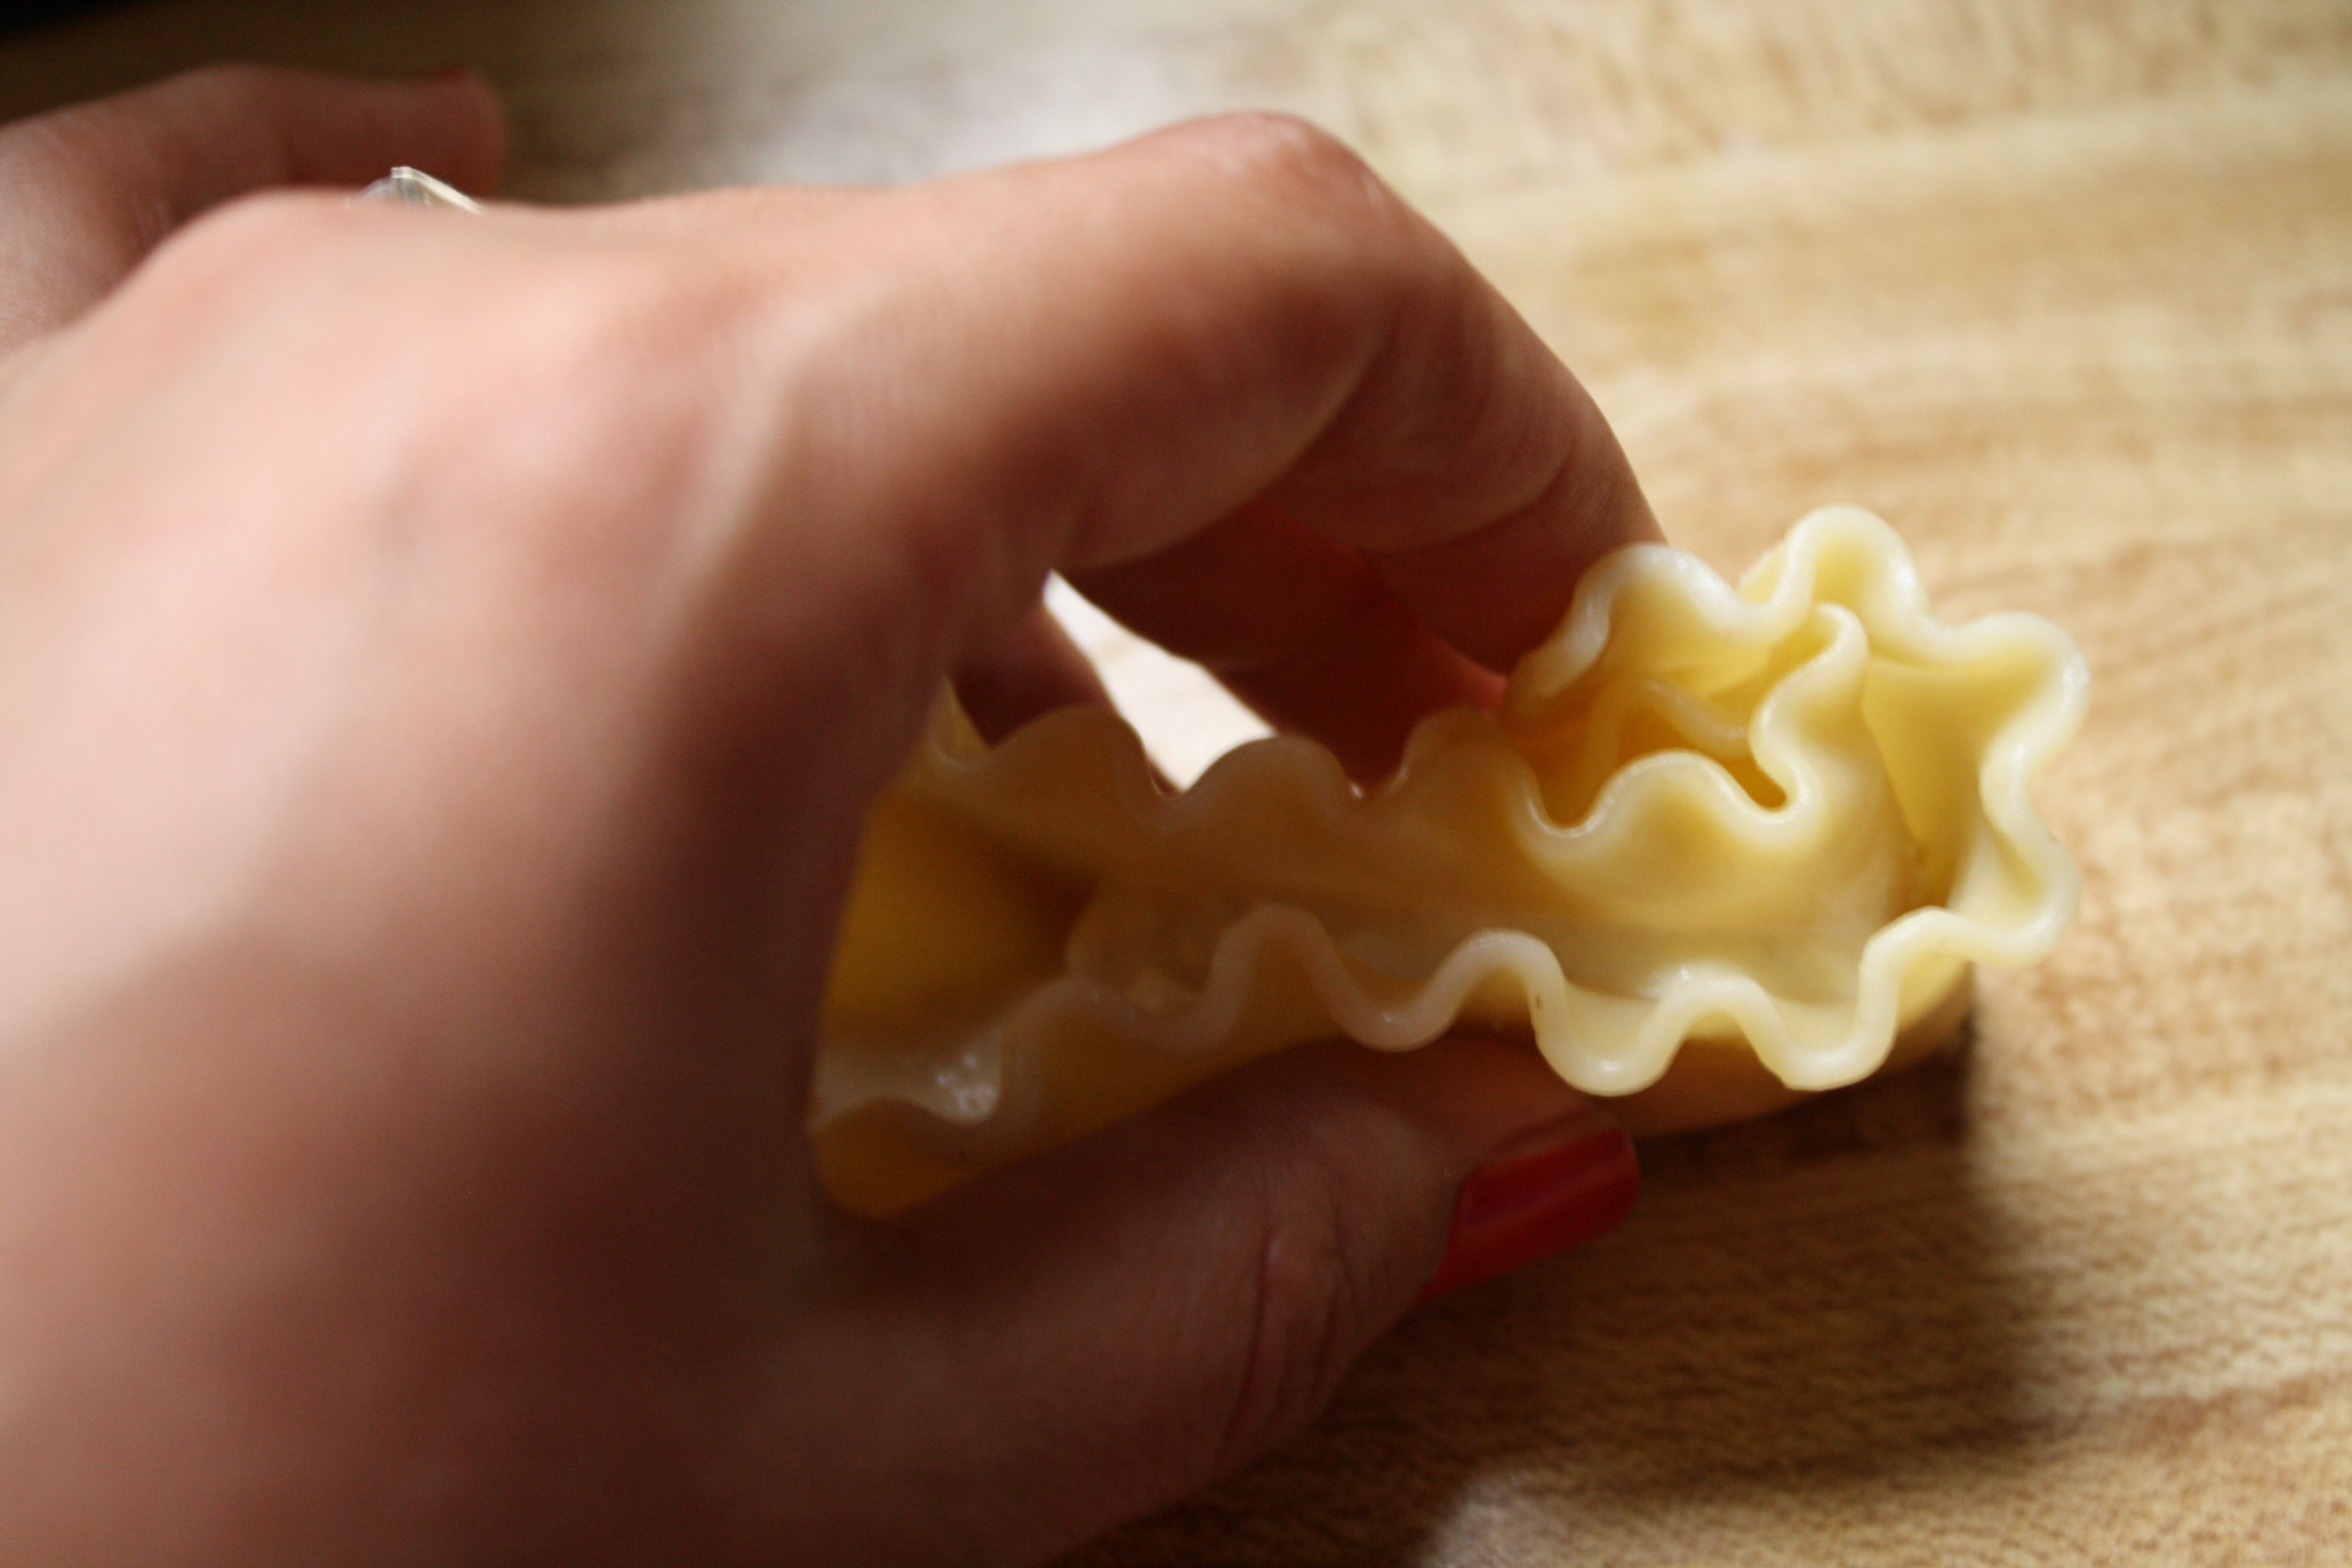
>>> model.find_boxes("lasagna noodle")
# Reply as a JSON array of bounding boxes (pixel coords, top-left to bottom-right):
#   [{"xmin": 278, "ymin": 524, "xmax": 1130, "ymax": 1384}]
[{"xmin": 813, "ymin": 508, "xmax": 2088, "ymax": 1215}]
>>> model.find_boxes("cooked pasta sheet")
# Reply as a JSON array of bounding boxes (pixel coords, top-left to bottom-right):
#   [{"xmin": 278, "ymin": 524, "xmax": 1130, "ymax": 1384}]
[{"xmin": 814, "ymin": 508, "xmax": 2088, "ymax": 1214}]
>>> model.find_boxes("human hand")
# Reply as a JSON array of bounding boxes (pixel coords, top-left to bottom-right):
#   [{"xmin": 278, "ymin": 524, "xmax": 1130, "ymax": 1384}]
[{"xmin": 0, "ymin": 65, "xmax": 1651, "ymax": 1565}]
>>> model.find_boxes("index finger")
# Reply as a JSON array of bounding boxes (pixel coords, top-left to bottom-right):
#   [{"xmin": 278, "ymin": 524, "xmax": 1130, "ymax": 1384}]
[{"xmin": 667, "ymin": 113, "xmax": 1653, "ymax": 748}]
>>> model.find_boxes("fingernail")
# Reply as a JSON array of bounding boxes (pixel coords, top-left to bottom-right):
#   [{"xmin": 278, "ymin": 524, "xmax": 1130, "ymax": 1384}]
[{"xmin": 1419, "ymin": 1119, "xmax": 1639, "ymax": 1301}]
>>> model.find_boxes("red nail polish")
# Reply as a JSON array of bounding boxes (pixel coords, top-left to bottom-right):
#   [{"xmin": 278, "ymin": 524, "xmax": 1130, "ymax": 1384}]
[{"xmin": 1420, "ymin": 1122, "xmax": 1639, "ymax": 1301}]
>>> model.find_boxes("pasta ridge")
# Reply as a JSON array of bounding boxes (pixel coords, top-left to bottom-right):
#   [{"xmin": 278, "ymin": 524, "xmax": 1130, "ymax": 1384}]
[{"xmin": 812, "ymin": 508, "xmax": 2087, "ymax": 1213}]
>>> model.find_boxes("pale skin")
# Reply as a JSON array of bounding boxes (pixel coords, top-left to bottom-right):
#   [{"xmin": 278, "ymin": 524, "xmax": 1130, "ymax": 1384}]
[{"xmin": 0, "ymin": 66, "xmax": 1658, "ymax": 1565}]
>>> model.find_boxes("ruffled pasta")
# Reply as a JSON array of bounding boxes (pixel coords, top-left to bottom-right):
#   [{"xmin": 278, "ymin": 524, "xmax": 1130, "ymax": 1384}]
[{"xmin": 813, "ymin": 508, "xmax": 2088, "ymax": 1214}]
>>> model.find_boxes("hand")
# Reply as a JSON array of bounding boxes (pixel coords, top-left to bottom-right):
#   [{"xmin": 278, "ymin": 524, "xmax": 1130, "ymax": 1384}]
[{"xmin": 0, "ymin": 66, "xmax": 1653, "ymax": 1566}]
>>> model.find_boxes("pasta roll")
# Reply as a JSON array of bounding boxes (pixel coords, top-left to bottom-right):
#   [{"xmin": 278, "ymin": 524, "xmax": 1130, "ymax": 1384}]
[{"xmin": 814, "ymin": 508, "xmax": 2088, "ymax": 1215}]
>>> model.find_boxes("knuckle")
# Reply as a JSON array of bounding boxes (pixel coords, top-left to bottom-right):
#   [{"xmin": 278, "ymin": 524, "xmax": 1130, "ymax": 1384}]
[
  {"xmin": 1146, "ymin": 111, "xmax": 1432, "ymax": 374},
  {"xmin": 172, "ymin": 187, "xmax": 345, "ymax": 264},
  {"xmin": 1175, "ymin": 111, "xmax": 1362, "ymax": 186},
  {"xmin": 1169, "ymin": 111, "xmax": 1402, "ymax": 231},
  {"xmin": 122, "ymin": 191, "xmax": 354, "ymax": 332}
]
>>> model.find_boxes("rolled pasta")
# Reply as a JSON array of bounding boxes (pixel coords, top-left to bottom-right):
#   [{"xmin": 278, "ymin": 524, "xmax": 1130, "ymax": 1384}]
[{"xmin": 814, "ymin": 508, "xmax": 2088, "ymax": 1215}]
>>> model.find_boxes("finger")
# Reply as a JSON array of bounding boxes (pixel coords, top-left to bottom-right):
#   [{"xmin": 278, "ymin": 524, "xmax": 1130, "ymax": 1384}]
[
  {"xmin": 1365, "ymin": 469, "xmax": 1661, "ymax": 671},
  {"xmin": 0, "ymin": 64, "xmax": 506, "ymax": 350},
  {"xmin": 1069, "ymin": 499, "xmax": 1500, "ymax": 780},
  {"xmin": 950, "ymin": 598, "xmax": 1109, "ymax": 742},
  {"xmin": 681, "ymin": 113, "xmax": 1655, "ymax": 730},
  {"xmin": 808, "ymin": 1037, "xmax": 1636, "ymax": 1563},
  {"xmin": 578, "ymin": 183, "xmax": 873, "ymax": 235}
]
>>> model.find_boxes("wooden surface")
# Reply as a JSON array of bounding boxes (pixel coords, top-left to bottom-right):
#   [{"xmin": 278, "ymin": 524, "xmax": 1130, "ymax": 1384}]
[{"xmin": 6, "ymin": 2, "xmax": 2351, "ymax": 1562}]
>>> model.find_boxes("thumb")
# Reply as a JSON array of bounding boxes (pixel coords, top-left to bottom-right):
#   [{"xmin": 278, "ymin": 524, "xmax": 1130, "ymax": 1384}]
[
  {"xmin": 0, "ymin": 62, "xmax": 505, "ymax": 351},
  {"xmin": 851, "ymin": 1036, "xmax": 1638, "ymax": 1563}
]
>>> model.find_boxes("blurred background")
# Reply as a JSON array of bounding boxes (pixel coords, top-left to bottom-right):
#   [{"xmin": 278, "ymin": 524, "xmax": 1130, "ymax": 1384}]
[{"xmin": 4, "ymin": 3, "xmax": 2347, "ymax": 1564}]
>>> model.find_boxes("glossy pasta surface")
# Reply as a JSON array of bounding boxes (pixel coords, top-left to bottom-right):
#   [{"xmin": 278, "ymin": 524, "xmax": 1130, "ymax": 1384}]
[{"xmin": 815, "ymin": 509, "xmax": 2088, "ymax": 1214}]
